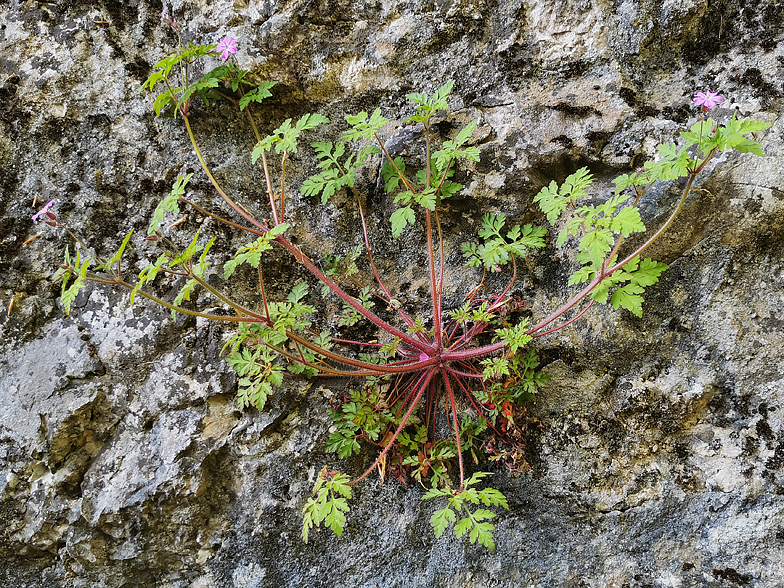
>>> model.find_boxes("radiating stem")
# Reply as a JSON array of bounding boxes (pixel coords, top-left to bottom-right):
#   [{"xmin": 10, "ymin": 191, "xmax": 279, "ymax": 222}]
[
  {"xmin": 183, "ymin": 115, "xmax": 268, "ymax": 232},
  {"xmin": 442, "ymin": 371, "xmax": 464, "ymax": 489},
  {"xmin": 426, "ymin": 210, "xmax": 442, "ymax": 349},
  {"xmin": 605, "ymin": 172, "xmax": 697, "ymax": 275},
  {"xmin": 348, "ymin": 369, "xmax": 435, "ymax": 486},
  {"xmin": 179, "ymin": 197, "xmax": 265, "ymax": 236},
  {"xmin": 183, "ymin": 115, "xmax": 431, "ymax": 354},
  {"xmin": 353, "ymin": 188, "xmax": 417, "ymax": 329},
  {"xmin": 112, "ymin": 278, "xmax": 259, "ymax": 323}
]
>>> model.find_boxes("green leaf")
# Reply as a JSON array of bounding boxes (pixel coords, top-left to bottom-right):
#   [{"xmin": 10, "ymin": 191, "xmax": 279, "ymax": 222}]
[
  {"xmin": 302, "ymin": 501, "xmax": 315, "ymax": 543},
  {"xmin": 432, "ymin": 120, "xmax": 481, "ymax": 170},
  {"xmin": 627, "ymin": 257, "xmax": 668, "ymax": 286},
  {"xmin": 461, "ymin": 242, "xmax": 482, "ymax": 268},
  {"xmin": 226, "ymin": 348, "xmax": 260, "ymax": 377},
  {"xmin": 325, "ymin": 431, "xmax": 361, "ymax": 458},
  {"xmin": 60, "ymin": 250, "xmax": 92, "ymax": 315},
  {"xmin": 312, "ymin": 141, "xmax": 346, "ymax": 167},
  {"xmin": 239, "ymin": 81, "xmax": 277, "ymax": 110},
  {"xmin": 176, "ymin": 75, "xmax": 219, "ymax": 112},
  {"xmin": 325, "ymin": 499, "xmax": 348, "ymax": 536},
  {"xmin": 223, "ymin": 228, "xmax": 287, "ymax": 279},
  {"xmin": 302, "ymin": 167, "xmax": 352, "ymax": 204},
  {"xmin": 98, "ymin": 229, "xmax": 134, "ymax": 273},
  {"xmin": 534, "ymin": 180, "xmax": 568, "ymax": 225},
  {"xmin": 152, "ymin": 90, "xmax": 178, "ymax": 117},
  {"xmin": 454, "ymin": 516, "xmax": 473, "ymax": 538},
  {"xmin": 236, "ymin": 377, "xmax": 274, "ymax": 410},
  {"xmin": 260, "ymin": 114, "xmax": 329, "ymax": 155},
  {"xmin": 465, "ymin": 214, "xmax": 546, "ymax": 270},
  {"xmin": 193, "ymin": 236, "xmax": 216, "ymax": 278},
  {"xmin": 172, "ymin": 277, "xmax": 198, "ymax": 317},
  {"xmin": 287, "ymin": 282, "xmax": 309, "ymax": 303},
  {"xmin": 561, "ymin": 167, "xmax": 593, "ymax": 200},
  {"xmin": 302, "ymin": 141, "xmax": 365, "ymax": 204},
  {"xmin": 454, "ymin": 119, "xmax": 478, "ymax": 146},
  {"xmin": 610, "ymin": 283, "xmax": 645, "ymax": 317},
  {"xmin": 390, "ymin": 206, "xmax": 415, "ymax": 238},
  {"xmin": 610, "ymin": 206, "xmax": 645, "ymax": 237},
  {"xmin": 644, "ymin": 143, "xmax": 693, "ymax": 181},
  {"xmin": 482, "ymin": 357, "xmax": 510, "ymax": 380},
  {"xmin": 341, "ymin": 109, "xmax": 389, "ymax": 142},
  {"xmin": 468, "ymin": 518, "xmax": 497, "ymax": 549},
  {"xmin": 297, "ymin": 113, "xmax": 330, "ymax": 132},
  {"xmin": 471, "ymin": 508, "xmax": 497, "ymax": 521},
  {"xmin": 730, "ymin": 139, "xmax": 765, "ymax": 156},
  {"xmin": 251, "ymin": 142, "xmax": 268, "ymax": 164},
  {"xmin": 405, "ymin": 80, "xmax": 454, "ymax": 123},
  {"xmin": 131, "ymin": 253, "xmax": 170, "ymax": 306},
  {"xmin": 149, "ymin": 174, "xmax": 191, "ymax": 235},
  {"xmin": 579, "ymin": 229, "xmax": 614, "ymax": 267},
  {"xmin": 381, "ymin": 156, "xmax": 406, "ymax": 194},
  {"xmin": 414, "ymin": 187, "xmax": 438, "ymax": 210},
  {"xmin": 169, "ymin": 229, "xmax": 204, "ymax": 267},
  {"xmin": 438, "ymin": 179, "xmax": 462, "ymax": 200},
  {"xmin": 463, "ymin": 471, "xmax": 494, "ymax": 488},
  {"xmin": 302, "ymin": 469, "xmax": 352, "ymax": 542},
  {"xmin": 568, "ymin": 264, "xmax": 595, "ymax": 286},
  {"xmin": 494, "ymin": 320, "xmax": 532, "ymax": 354},
  {"xmin": 477, "ymin": 488, "xmax": 509, "ymax": 509},
  {"xmin": 268, "ymin": 222, "xmax": 289, "ymax": 237},
  {"xmin": 738, "ymin": 118, "xmax": 772, "ymax": 134},
  {"xmin": 430, "ymin": 507, "xmax": 456, "ymax": 538},
  {"xmin": 612, "ymin": 172, "xmax": 650, "ymax": 194},
  {"xmin": 478, "ymin": 212, "xmax": 505, "ymax": 240},
  {"xmin": 432, "ymin": 80, "xmax": 454, "ymax": 106},
  {"xmin": 506, "ymin": 224, "xmax": 548, "ymax": 255},
  {"xmin": 271, "ymin": 118, "xmax": 296, "ymax": 152}
]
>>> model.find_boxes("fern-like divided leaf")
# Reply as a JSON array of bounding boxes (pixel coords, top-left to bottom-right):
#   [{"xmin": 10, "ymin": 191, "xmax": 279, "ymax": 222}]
[
  {"xmin": 590, "ymin": 256, "xmax": 668, "ymax": 317},
  {"xmin": 301, "ymin": 139, "xmax": 381, "ymax": 204},
  {"xmin": 254, "ymin": 114, "xmax": 329, "ymax": 159},
  {"xmin": 149, "ymin": 174, "xmax": 192, "ymax": 235},
  {"xmin": 239, "ymin": 81, "xmax": 277, "ymax": 111},
  {"xmin": 421, "ymin": 472, "xmax": 509, "ymax": 549},
  {"xmin": 405, "ymin": 80, "xmax": 454, "ymax": 124},
  {"xmin": 223, "ymin": 224, "xmax": 288, "ymax": 279},
  {"xmin": 463, "ymin": 213, "xmax": 546, "ymax": 269},
  {"xmin": 390, "ymin": 206, "xmax": 416, "ymax": 239},
  {"xmin": 340, "ymin": 109, "xmax": 389, "ymax": 143},
  {"xmin": 302, "ymin": 468, "xmax": 352, "ymax": 543},
  {"xmin": 58, "ymin": 248, "xmax": 93, "ymax": 315}
]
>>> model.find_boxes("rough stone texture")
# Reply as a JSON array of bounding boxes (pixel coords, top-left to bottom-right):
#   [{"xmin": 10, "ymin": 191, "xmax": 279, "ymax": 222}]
[{"xmin": 1, "ymin": 0, "xmax": 783, "ymax": 586}]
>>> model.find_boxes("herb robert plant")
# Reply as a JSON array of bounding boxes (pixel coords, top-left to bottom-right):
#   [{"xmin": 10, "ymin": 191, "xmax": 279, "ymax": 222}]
[{"xmin": 37, "ymin": 21, "xmax": 770, "ymax": 549}]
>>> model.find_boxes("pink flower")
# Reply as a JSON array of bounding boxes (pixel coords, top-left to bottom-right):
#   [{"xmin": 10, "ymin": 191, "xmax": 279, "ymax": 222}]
[
  {"xmin": 32, "ymin": 199, "xmax": 58, "ymax": 223},
  {"xmin": 160, "ymin": 6, "xmax": 178, "ymax": 29},
  {"xmin": 693, "ymin": 91, "xmax": 724, "ymax": 110},
  {"xmin": 419, "ymin": 353, "xmax": 428, "ymax": 362},
  {"xmin": 216, "ymin": 37, "xmax": 238, "ymax": 61}
]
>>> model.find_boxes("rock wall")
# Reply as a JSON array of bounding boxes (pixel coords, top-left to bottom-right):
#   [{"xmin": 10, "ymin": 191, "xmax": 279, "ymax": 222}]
[{"xmin": 1, "ymin": 0, "xmax": 783, "ymax": 586}]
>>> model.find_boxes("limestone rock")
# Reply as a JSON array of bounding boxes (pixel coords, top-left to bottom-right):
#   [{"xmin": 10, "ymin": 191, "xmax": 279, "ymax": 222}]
[{"xmin": 1, "ymin": 0, "xmax": 783, "ymax": 586}]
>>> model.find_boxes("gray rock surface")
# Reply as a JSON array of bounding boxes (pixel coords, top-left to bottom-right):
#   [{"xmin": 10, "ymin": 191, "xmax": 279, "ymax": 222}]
[{"xmin": 1, "ymin": 0, "xmax": 783, "ymax": 586}]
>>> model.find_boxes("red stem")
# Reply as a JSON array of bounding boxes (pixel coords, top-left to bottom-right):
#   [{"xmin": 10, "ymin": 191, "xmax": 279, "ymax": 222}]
[
  {"xmin": 348, "ymin": 369, "xmax": 435, "ymax": 485},
  {"xmin": 184, "ymin": 113, "xmax": 432, "ymax": 354},
  {"xmin": 442, "ymin": 371, "xmax": 465, "ymax": 489},
  {"xmin": 353, "ymin": 189, "xmax": 417, "ymax": 329},
  {"xmin": 531, "ymin": 299, "xmax": 595, "ymax": 338},
  {"xmin": 426, "ymin": 210, "xmax": 442, "ymax": 349}
]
